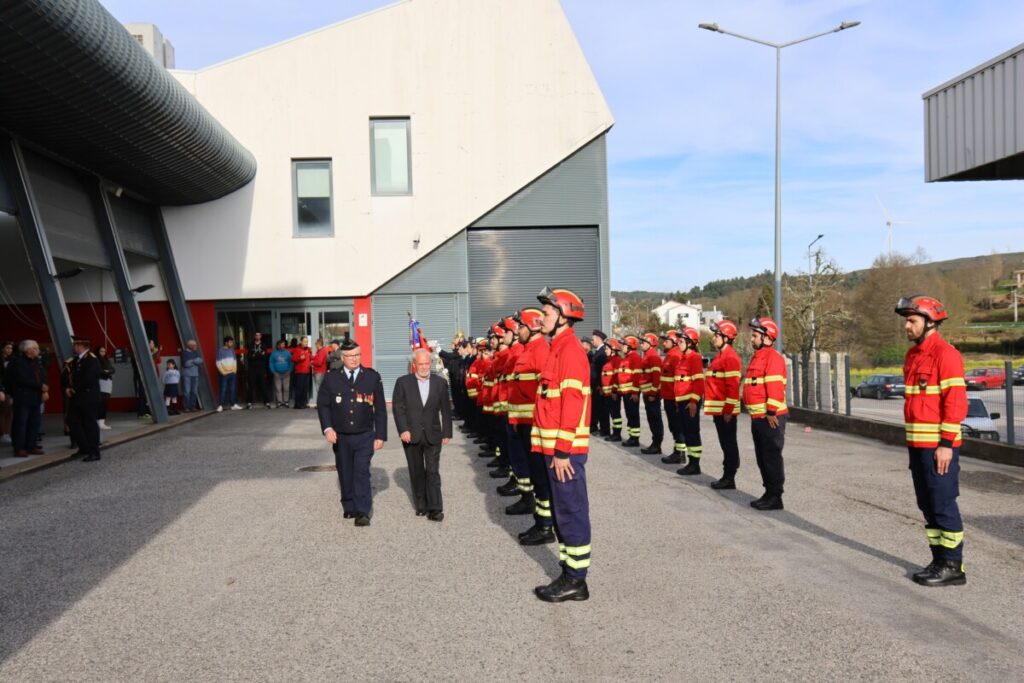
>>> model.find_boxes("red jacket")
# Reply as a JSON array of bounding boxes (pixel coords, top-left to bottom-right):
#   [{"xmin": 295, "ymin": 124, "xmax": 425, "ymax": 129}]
[
  {"xmin": 509, "ymin": 335, "xmax": 549, "ymax": 426},
  {"xmin": 531, "ymin": 330, "xmax": 592, "ymax": 457},
  {"xmin": 601, "ymin": 356, "xmax": 620, "ymax": 397},
  {"xmin": 495, "ymin": 346, "xmax": 520, "ymax": 415},
  {"xmin": 674, "ymin": 349, "xmax": 705, "ymax": 405},
  {"xmin": 743, "ymin": 347, "xmax": 788, "ymax": 418},
  {"xmin": 640, "ymin": 348, "xmax": 661, "ymax": 396},
  {"xmin": 618, "ymin": 351, "xmax": 643, "ymax": 394},
  {"xmin": 311, "ymin": 347, "xmax": 329, "ymax": 374},
  {"xmin": 481, "ymin": 354, "xmax": 501, "ymax": 413},
  {"xmin": 466, "ymin": 356, "xmax": 484, "ymax": 400},
  {"xmin": 704, "ymin": 344, "xmax": 742, "ymax": 416},
  {"xmin": 291, "ymin": 346, "xmax": 312, "ymax": 374},
  {"xmin": 659, "ymin": 348, "xmax": 682, "ymax": 400},
  {"xmin": 903, "ymin": 332, "xmax": 967, "ymax": 448}
]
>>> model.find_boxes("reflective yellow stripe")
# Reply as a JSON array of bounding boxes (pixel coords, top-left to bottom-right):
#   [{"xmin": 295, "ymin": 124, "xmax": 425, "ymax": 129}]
[
  {"xmin": 905, "ymin": 385, "xmax": 940, "ymax": 395},
  {"xmin": 725, "ymin": 398, "xmax": 740, "ymax": 406},
  {"xmin": 939, "ymin": 422, "xmax": 961, "ymax": 432},
  {"xmin": 745, "ymin": 375, "xmax": 787, "ymax": 384},
  {"xmin": 565, "ymin": 544, "xmax": 592, "ymax": 555},
  {"xmin": 746, "ymin": 402, "xmax": 767, "ymax": 415},
  {"xmin": 660, "ymin": 377, "xmax": 674, "ymax": 383},
  {"xmin": 939, "ymin": 377, "xmax": 966, "ymax": 389},
  {"xmin": 516, "ymin": 373, "xmax": 538, "ymax": 381},
  {"xmin": 709, "ymin": 371, "xmax": 742, "ymax": 378},
  {"xmin": 766, "ymin": 398, "xmax": 787, "ymax": 410},
  {"xmin": 938, "ymin": 530, "xmax": 964, "ymax": 548},
  {"xmin": 565, "ymin": 556, "xmax": 591, "ymax": 570},
  {"xmin": 560, "ymin": 378, "xmax": 587, "ymax": 392},
  {"xmin": 906, "ymin": 423, "xmax": 941, "ymax": 432}
]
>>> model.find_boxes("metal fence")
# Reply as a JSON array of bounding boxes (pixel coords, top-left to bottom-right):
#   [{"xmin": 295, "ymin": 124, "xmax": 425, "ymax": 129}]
[{"xmin": 787, "ymin": 353, "xmax": 1023, "ymax": 447}]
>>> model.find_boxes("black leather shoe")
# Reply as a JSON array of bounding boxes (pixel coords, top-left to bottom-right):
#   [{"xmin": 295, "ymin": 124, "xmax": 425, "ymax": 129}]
[
  {"xmin": 519, "ymin": 525, "xmax": 556, "ymax": 546},
  {"xmin": 354, "ymin": 515, "xmax": 371, "ymax": 527},
  {"xmin": 912, "ymin": 560, "xmax": 939, "ymax": 582},
  {"xmin": 710, "ymin": 477, "xmax": 736, "ymax": 490},
  {"xmin": 913, "ymin": 560, "xmax": 965, "ymax": 587},
  {"xmin": 640, "ymin": 444, "xmax": 662, "ymax": 455},
  {"xmin": 590, "ymin": 428, "xmax": 600, "ymax": 435},
  {"xmin": 661, "ymin": 453, "xmax": 683, "ymax": 464},
  {"xmin": 749, "ymin": 494, "xmax": 768, "ymax": 508},
  {"xmin": 427, "ymin": 511, "xmax": 444, "ymax": 522},
  {"xmin": 676, "ymin": 459, "xmax": 701, "ymax": 476},
  {"xmin": 486, "ymin": 459, "xmax": 504, "ymax": 468},
  {"xmin": 622, "ymin": 437, "xmax": 640, "ymax": 447},
  {"xmin": 478, "ymin": 450, "xmax": 495, "ymax": 458},
  {"xmin": 473, "ymin": 437, "xmax": 488, "ymax": 444},
  {"xmin": 535, "ymin": 574, "xmax": 589, "ymax": 603},
  {"xmin": 604, "ymin": 433, "xmax": 622, "ymax": 442},
  {"xmin": 751, "ymin": 495, "xmax": 783, "ymax": 511},
  {"xmin": 82, "ymin": 453, "xmax": 101, "ymax": 462},
  {"xmin": 415, "ymin": 510, "xmax": 426, "ymax": 517},
  {"xmin": 496, "ymin": 478, "xmax": 520, "ymax": 496},
  {"xmin": 343, "ymin": 511, "xmax": 355, "ymax": 519},
  {"xmin": 505, "ymin": 494, "xmax": 534, "ymax": 515},
  {"xmin": 489, "ymin": 467, "xmax": 511, "ymax": 479}
]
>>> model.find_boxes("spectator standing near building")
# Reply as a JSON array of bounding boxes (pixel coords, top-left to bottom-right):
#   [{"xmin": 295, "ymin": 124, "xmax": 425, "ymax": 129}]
[
  {"xmin": 8, "ymin": 340, "xmax": 48, "ymax": 457},
  {"xmin": 97, "ymin": 345, "xmax": 114, "ymax": 430},
  {"xmin": 163, "ymin": 360, "xmax": 181, "ymax": 415},
  {"xmin": 311, "ymin": 338, "xmax": 329, "ymax": 408},
  {"xmin": 270, "ymin": 340, "xmax": 294, "ymax": 407},
  {"xmin": 0, "ymin": 340, "xmax": 14, "ymax": 444},
  {"xmin": 245, "ymin": 331, "xmax": 272, "ymax": 409},
  {"xmin": 216, "ymin": 336, "xmax": 242, "ymax": 412},
  {"xmin": 181, "ymin": 340, "xmax": 203, "ymax": 412},
  {"xmin": 291, "ymin": 336, "xmax": 312, "ymax": 409}
]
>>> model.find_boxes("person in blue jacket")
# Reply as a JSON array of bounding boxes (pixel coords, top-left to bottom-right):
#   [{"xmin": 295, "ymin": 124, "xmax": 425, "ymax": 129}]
[{"xmin": 269, "ymin": 340, "xmax": 294, "ymax": 408}]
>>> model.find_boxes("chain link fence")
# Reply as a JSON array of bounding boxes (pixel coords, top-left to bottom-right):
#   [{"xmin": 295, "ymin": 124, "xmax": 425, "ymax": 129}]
[{"xmin": 786, "ymin": 353, "xmax": 1023, "ymax": 448}]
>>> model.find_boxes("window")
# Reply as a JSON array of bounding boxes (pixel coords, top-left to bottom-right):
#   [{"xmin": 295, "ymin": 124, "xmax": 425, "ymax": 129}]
[
  {"xmin": 370, "ymin": 118, "xmax": 411, "ymax": 195},
  {"xmin": 293, "ymin": 160, "xmax": 333, "ymax": 236},
  {"xmin": 132, "ymin": 34, "xmax": 144, "ymax": 44}
]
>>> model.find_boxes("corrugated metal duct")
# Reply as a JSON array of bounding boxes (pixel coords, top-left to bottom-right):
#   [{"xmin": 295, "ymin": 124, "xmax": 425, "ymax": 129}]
[{"xmin": 0, "ymin": 0, "xmax": 256, "ymax": 204}]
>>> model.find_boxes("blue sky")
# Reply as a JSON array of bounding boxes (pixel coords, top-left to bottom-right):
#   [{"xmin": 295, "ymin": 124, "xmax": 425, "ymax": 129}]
[{"xmin": 100, "ymin": 0, "xmax": 1024, "ymax": 291}]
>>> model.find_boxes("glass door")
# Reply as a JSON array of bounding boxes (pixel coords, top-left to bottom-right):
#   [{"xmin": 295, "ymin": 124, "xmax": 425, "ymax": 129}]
[
  {"xmin": 278, "ymin": 310, "xmax": 311, "ymax": 345},
  {"xmin": 317, "ymin": 309, "xmax": 351, "ymax": 343}
]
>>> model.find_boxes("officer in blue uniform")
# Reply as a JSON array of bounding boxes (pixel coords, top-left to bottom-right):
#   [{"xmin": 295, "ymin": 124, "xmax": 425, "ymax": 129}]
[
  {"xmin": 317, "ymin": 339, "xmax": 387, "ymax": 527},
  {"xmin": 64, "ymin": 336, "xmax": 102, "ymax": 462}
]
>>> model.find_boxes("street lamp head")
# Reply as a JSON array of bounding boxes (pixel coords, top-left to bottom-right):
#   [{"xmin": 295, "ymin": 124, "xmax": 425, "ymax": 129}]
[
  {"xmin": 698, "ymin": 22, "xmax": 721, "ymax": 32},
  {"xmin": 837, "ymin": 21, "xmax": 861, "ymax": 31}
]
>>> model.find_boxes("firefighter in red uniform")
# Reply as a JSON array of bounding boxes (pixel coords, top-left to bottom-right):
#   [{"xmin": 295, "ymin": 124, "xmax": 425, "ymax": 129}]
[
  {"xmin": 497, "ymin": 315, "xmax": 534, "ymax": 514},
  {"xmin": 508, "ymin": 307, "xmax": 556, "ymax": 546},
  {"xmin": 659, "ymin": 330, "xmax": 686, "ymax": 464},
  {"xmin": 531, "ymin": 287, "xmax": 592, "ymax": 602},
  {"xmin": 465, "ymin": 341, "xmax": 485, "ymax": 437},
  {"xmin": 743, "ymin": 317, "xmax": 788, "ymax": 510},
  {"xmin": 486, "ymin": 325, "xmax": 512, "ymax": 481},
  {"xmin": 620, "ymin": 335, "xmax": 645, "ymax": 447},
  {"xmin": 896, "ymin": 295, "xmax": 968, "ymax": 586},
  {"xmin": 675, "ymin": 327, "xmax": 705, "ymax": 475},
  {"xmin": 704, "ymin": 320, "xmax": 742, "ymax": 489},
  {"xmin": 639, "ymin": 332, "xmax": 664, "ymax": 455},
  {"xmin": 601, "ymin": 339, "xmax": 623, "ymax": 442}
]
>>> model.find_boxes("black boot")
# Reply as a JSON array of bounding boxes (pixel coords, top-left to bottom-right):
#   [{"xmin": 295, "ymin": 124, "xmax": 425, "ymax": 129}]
[
  {"xmin": 912, "ymin": 559, "xmax": 940, "ymax": 582},
  {"xmin": 661, "ymin": 452, "xmax": 683, "ymax": 464},
  {"xmin": 751, "ymin": 494, "xmax": 783, "ymax": 510},
  {"xmin": 486, "ymin": 458, "xmax": 504, "ymax": 468},
  {"xmin": 640, "ymin": 443, "xmax": 662, "ymax": 455},
  {"xmin": 676, "ymin": 459, "xmax": 701, "ymax": 476},
  {"xmin": 913, "ymin": 560, "xmax": 966, "ymax": 587},
  {"xmin": 622, "ymin": 436, "xmax": 640, "ymax": 447},
  {"xmin": 710, "ymin": 476, "xmax": 736, "ymax": 490},
  {"xmin": 519, "ymin": 525, "xmax": 556, "ymax": 546},
  {"xmin": 496, "ymin": 478, "xmax": 520, "ymax": 497},
  {"xmin": 489, "ymin": 467, "xmax": 511, "ymax": 479},
  {"xmin": 505, "ymin": 494, "xmax": 534, "ymax": 515},
  {"xmin": 604, "ymin": 433, "xmax": 622, "ymax": 442},
  {"xmin": 534, "ymin": 574, "xmax": 589, "ymax": 603},
  {"xmin": 478, "ymin": 449, "xmax": 495, "ymax": 458}
]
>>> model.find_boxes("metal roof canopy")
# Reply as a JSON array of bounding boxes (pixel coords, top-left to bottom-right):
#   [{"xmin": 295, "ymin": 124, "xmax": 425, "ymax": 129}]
[
  {"xmin": 923, "ymin": 43, "xmax": 1024, "ymax": 182},
  {"xmin": 0, "ymin": 0, "xmax": 256, "ymax": 205}
]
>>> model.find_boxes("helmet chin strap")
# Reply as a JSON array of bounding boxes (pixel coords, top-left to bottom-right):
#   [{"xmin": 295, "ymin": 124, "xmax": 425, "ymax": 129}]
[{"xmin": 912, "ymin": 321, "xmax": 936, "ymax": 345}]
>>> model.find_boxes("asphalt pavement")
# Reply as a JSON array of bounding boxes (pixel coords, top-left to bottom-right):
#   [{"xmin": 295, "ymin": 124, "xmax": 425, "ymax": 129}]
[{"xmin": 1, "ymin": 407, "xmax": 1022, "ymax": 681}]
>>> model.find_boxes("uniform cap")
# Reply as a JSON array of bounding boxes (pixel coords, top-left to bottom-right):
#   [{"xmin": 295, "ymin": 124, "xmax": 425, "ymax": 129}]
[{"xmin": 339, "ymin": 339, "xmax": 360, "ymax": 352}]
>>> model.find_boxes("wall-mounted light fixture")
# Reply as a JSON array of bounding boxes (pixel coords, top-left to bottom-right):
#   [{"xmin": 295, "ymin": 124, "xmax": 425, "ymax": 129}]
[
  {"xmin": 53, "ymin": 267, "xmax": 84, "ymax": 280},
  {"xmin": 131, "ymin": 284, "xmax": 154, "ymax": 294}
]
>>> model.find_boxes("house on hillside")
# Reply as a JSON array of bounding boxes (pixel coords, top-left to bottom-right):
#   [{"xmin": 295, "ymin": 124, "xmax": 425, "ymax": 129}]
[{"xmin": 653, "ymin": 300, "xmax": 702, "ymax": 329}]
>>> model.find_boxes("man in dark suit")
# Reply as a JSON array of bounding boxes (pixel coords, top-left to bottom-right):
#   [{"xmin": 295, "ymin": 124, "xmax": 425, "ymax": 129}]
[
  {"xmin": 6, "ymin": 339, "xmax": 48, "ymax": 457},
  {"xmin": 64, "ymin": 336, "xmax": 102, "ymax": 461},
  {"xmin": 392, "ymin": 348, "xmax": 453, "ymax": 521},
  {"xmin": 317, "ymin": 339, "xmax": 387, "ymax": 527},
  {"xmin": 589, "ymin": 330, "xmax": 610, "ymax": 436}
]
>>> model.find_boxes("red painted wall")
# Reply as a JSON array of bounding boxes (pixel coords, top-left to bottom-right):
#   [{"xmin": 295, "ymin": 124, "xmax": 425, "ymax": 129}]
[{"xmin": 353, "ymin": 296, "xmax": 372, "ymax": 367}]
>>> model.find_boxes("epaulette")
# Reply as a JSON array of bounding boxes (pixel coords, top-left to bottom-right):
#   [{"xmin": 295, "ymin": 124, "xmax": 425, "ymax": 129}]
[{"xmin": 88, "ymin": 352, "xmax": 96, "ymax": 358}]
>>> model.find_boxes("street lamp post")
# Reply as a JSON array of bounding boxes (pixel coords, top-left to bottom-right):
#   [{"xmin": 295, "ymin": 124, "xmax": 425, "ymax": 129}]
[{"xmin": 698, "ymin": 20, "xmax": 860, "ymax": 352}]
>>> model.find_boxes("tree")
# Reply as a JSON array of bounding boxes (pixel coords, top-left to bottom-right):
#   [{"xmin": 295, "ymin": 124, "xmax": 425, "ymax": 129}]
[{"xmin": 783, "ymin": 248, "xmax": 851, "ymax": 358}]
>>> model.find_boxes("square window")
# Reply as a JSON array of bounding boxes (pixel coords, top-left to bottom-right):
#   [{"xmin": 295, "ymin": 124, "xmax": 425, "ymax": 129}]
[
  {"xmin": 370, "ymin": 118, "xmax": 411, "ymax": 195},
  {"xmin": 293, "ymin": 160, "xmax": 333, "ymax": 237}
]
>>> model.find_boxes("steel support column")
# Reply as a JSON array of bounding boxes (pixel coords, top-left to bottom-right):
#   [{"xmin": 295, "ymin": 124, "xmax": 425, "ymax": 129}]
[
  {"xmin": 87, "ymin": 180, "xmax": 168, "ymax": 423},
  {"xmin": 149, "ymin": 206, "xmax": 213, "ymax": 410},
  {"xmin": 0, "ymin": 135, "xmax": 75, "ymax": 362}
]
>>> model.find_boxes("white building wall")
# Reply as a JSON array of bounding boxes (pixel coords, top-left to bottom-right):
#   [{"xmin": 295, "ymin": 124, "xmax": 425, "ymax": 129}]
[{"xmin": 162, "ymin": 0, "xmax": 613, "ymax": 301}]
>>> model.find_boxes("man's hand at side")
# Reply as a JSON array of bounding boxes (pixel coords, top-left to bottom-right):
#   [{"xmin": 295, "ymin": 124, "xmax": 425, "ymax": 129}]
[{"xmin": 324, "ymin": 428, "xmax": 337, "ymax": 445}]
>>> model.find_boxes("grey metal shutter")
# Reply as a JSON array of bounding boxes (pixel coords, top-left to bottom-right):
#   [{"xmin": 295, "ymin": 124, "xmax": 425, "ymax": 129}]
[
  {"xmin": 108, "ymin": 194, "xmax": 159, "ymax": 259},
  {"xmin": 467, "ymin": 227, "xmax": 599, "ymax": 333}
]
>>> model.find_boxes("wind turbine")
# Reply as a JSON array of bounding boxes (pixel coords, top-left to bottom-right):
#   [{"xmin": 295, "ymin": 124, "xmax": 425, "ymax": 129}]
[{"xmin": 876, "ymin": 196, "xmax": 911, "ymax": 257}]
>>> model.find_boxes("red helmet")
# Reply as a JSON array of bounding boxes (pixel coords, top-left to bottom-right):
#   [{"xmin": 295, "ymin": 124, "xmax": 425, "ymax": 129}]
[
  {"xmin": 710, "ymin": 319, "xmax": 738, "ymax": 341},
  {"xmin": 537, "ymin": 286, "xmax": 585, "ymax": 321},
  {"xmin": 895, "ymin": 295, "xmax": 948, "ymax": 322},
  {"xmin": 476, "ymin": 338, "xmax": 488, "ymax": 349},
  {"xmin": 515, "ymin": 307, "xmax": 544, "ymax": 332},
  {"xmin": 606, "ymin": 338, "xmax": 622, "ymax": 352},
  {"xmin": 681, "ymin": 327, "xmax": 700, "ymax": 346},
  {"xmin": 499, "ymin": 315, "xmax": 518, "ymax": 332},
  {"xmin": 641, "ymin": 332, "xmax": 659, "ymax": 347},
  {"xmin": 489, "ymin": 323, "xmax": 503, "ymax": 337},
  {"xmin": 659, "ymin": 330, "xmax": 680, "ymax": 344},
  {"xmin": 749, "ymin": 317, "xmax": 779, "ymax": 341},
  {"xmin": 623, "ymin": 335, "xmax": 640, "ymax": 350}
]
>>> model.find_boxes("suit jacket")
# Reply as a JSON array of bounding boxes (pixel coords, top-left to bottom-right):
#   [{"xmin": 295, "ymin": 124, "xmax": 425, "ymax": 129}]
[
  {"xmin": 590, "ymin": 344, "xmax": 608, "ymax": 390},
  {"xmin": 5, "ymin": 354, "xmax": 45, "ymax": 405},
  {"xmin": 316, "ymin": 366, "xmax": 388, "ymax": 439},
  {"xmin": 69, "ymin": 352, "xmax": 101, "ymax": 404},
  {"xmin": 392, "ymin": 373, "xmax": 453, "ymax": 446}
]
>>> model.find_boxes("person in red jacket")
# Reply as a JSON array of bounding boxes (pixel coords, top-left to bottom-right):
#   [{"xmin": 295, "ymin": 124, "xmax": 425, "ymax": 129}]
[
  {"xmin": 311, "ymin": 338, "xmax": 329, "ymax": 408},
  {"xmin": 705, "ymin": 320, "xmax": 743, "ymax": 490},
  {"xmin": 639, "ymin": 333, "xmax": 665, "ymax": 455},
  {"xmin": 743, "ymin": 317, "xmax": 788, "ymax": 511},
  {"xmin": 291, "ymin": 337, "xmax": 312, "ymax": 410},
  {"xmin": 508, "ymin": 307, "xmax": 555, "ymax": 546},
  {"xmin": 497, "ymin": 315, "xmax": 533, "ymax": 512},
  {"xmin": 675, "ymin": 327, "xmax": 706, "ymax": 476},
  {"xmin": 658, "ymin": 330, "xmax": 685, "ymax": 464},
  {"xmin": 620, "ymin": 335, "xmax": 645, "ymax": 447},
  {"xmin": 531, "ymin": 286, "xmax": 592, "ymax": 603},
  {"xmin": 896, "ymin": 295, "xmax": 968, "ymax": 587},
  {"xmin": 601, "ymin": 339, "xmax": 623, "ymax": 442}
]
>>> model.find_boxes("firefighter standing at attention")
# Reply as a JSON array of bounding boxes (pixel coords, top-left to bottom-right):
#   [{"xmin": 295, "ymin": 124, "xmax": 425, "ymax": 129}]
[
  {"xmin": 704, "ymin": 320, "xmax": 742, "ymax": 490},
  {"xmin": 743, "ymin": 317, "xmax": 788, "ymax": 511}
]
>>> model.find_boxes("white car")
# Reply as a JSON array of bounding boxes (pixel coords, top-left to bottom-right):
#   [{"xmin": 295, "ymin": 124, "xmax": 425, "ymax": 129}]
[{"xmin": 961, "ymin": 397, "xmax": 1001, "ymax": 441}]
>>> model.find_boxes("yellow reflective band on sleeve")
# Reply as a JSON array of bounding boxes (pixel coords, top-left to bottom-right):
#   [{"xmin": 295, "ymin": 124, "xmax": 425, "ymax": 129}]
[
  {"xmin": 766, "ymin": 398, "xmax": 787, "ymax": 410},
  {"xmin": 906, "ymin": 423, "xmax": 941, "ymax": 433},
  {"xmin": 939, "ymin": 377, "xmax": 966, "ymax": 390},
  {"xmin": 516, "ymin": 373, "xmax": 538, "ymax": 381},
  {"xmin": 745, "ymin": 402, "xmax": 767, "ymax": 415},
  {"xmin": 660, "ymin": 376, "xmax": 674, "ymax": 383},
  {"xmin": 560, "ymin": 378, "xmax": 588, "ymax": 392},
  {"xmin": 905, "ymin": 385, "xmax": 940, "ymax": 396},
  {"xmin": 939, "ymin": 422, "xmax": 962, "ymax": 433},
  {"xmin": 725, "ymin": 398, "xmax": 740, "ymax": 406}
]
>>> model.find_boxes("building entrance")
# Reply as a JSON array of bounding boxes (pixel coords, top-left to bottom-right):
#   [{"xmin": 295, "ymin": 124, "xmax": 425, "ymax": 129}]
[{"xmin": 217, "ymin": 304, "xmax": 352, "ymax": 350}]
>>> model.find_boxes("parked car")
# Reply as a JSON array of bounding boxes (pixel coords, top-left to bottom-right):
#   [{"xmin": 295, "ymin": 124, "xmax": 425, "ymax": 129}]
[
  {"xmin": 1013, "ymin": 366, "xmax": 1024, "ymax": 386},
  {"xmin": 964, "ymin": 367, "xmax": 1006, "ymax": 391},
  {"xmin": 962, "ymin": 396, "xmax": 1001, "ymax": 441},
  {"xmin": 853, "ymin": 374, "xmax": 905, "ymax": 399}
]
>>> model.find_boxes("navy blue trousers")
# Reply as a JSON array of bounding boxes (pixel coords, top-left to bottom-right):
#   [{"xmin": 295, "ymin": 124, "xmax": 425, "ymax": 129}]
[
  {"xmin": 623, "ymin": 394, "xmax": 641, "ymax": 439},
  {"xmin": 547, "ymin": 454, "xmax": 591, "ymax": 580},
  {"xmin": 11, "ymin": 401, "xmax": 41, "ymax": 452},
  {"xmin": 519, "ymin": 424, "xmax": 553, "ymax": 528},
  {"xmin": 713, "ymin": 415, "xmax": 740, "ymax": 477},
  {"xmin": 663, "ymin": 399, "xmax": 684, "ymax": 455},
  {"xmin": 680, "ymin": 401, "xmax": 703, "ymax": 459},
  {"xmin": 643, "ymin": 395, "xmax": 664, "ymax": 446},
  {"xmin": 334, "ymin": 431, "xmax": 375, "ymax": 516},
  {"xmin": 751, "ymin": 416, "xmax": 786, "ymax": 495},
  {"xmin": 908, "ymin": 446, "xmax": 964, "ymax": 563},
  {"xmin": 506, "ymin": 421, "xmax": 531, "ymax": 491}
]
